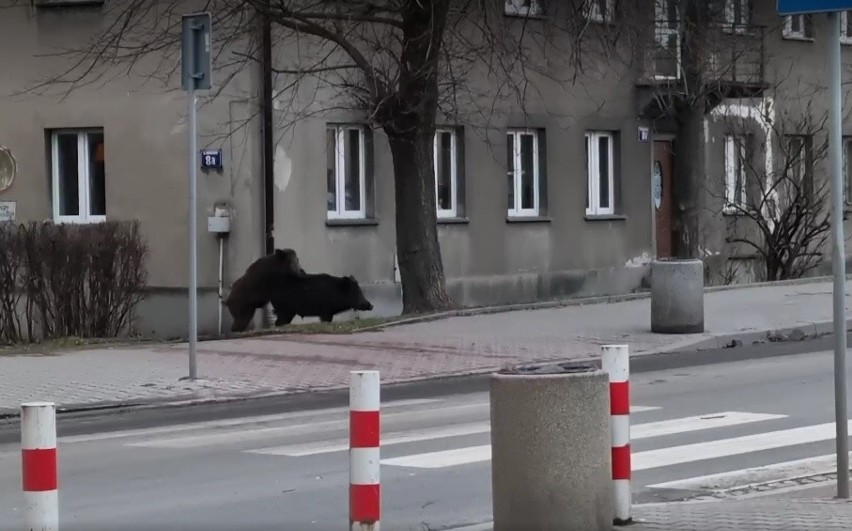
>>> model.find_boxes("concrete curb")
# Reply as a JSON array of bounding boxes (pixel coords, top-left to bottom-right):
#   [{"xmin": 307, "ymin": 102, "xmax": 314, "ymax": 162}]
[
  {"xmin": 0, "ymin": 315, "xmax": 846, "ymax": 422},
  {"xmin": 353, "ymin": 273, "xmax": 852, "ymax": 333}
]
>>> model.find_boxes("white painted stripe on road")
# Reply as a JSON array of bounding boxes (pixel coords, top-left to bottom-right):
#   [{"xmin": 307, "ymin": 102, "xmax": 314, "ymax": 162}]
[
  {"xmin": 247, "ymin": 421, "xmax": 491, "ymax": 457},
  {"xmin": 647, "ymin": 452, "xmax": 850, "ymax": 491},
  {"xmin": 631, "ymin": 411, "xmax": 786, "ymax": 440},
  {"xmin": 447, "ymin": 523, "xmax": 493, "ymax": 531},
  {"xmin": 247, "ymin": 404, "xmax": 667, "ymax": 457},
  {"xmin": 380, "ymin": 412, "xmax": 786, "ymax": 469},
  {"xmin": 631, "ymin": 406, "xmax": 661, "ymax": 413},
  {"xmin": 126, "ymin": 402, "xmax": 489, "ymax": 449},
  {"xmin": 633, "ymin": 420, "xmax": 852, "ymax": 470},
  {"xmin": 383, "ymin": 445, "xmax": 492, "ymax": 469},
  {"xmin": 60, "ymin": 398, "xmax": 440, "ymax": 444}
]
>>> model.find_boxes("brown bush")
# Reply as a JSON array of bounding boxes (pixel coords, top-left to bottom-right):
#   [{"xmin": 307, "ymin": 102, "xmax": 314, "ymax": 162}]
[{"xmin": 0, "ymin": 220, "xmax": 149, "ymax": 344}]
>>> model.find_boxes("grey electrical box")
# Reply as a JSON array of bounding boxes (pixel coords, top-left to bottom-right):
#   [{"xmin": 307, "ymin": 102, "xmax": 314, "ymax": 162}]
[{"xmin": 207, "ymin": 215, "xmax": 230, "ymax": 234}]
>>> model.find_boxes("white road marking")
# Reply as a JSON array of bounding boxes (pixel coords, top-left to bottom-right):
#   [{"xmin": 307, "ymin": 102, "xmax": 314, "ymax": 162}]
[
  {"xmin": 632, "ymin": 420, "xmax": 852, "ymax": 470},
  {"xmin": 380, "ymin": 412, "xmax": 793, "ymax": 470},
  {"xmin": 446, "ymin": 523, "xmax": 493, "ymax": 531},
  {"xmin": 247, "ymin": 421, "xmax": 491, "ymax": 457},
  {"xmin": 126, "ymin": 402, "xmax": 488, "ymax": 449},
  {"xmin": 251, "ymin": 411, "xmax": 771, "ymax": 458},
  {"xmin": 61, "ymin": 398, "xmax": 440, "ymax": 444}
]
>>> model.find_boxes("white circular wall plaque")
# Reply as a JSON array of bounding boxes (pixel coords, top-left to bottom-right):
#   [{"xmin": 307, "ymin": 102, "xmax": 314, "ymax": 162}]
[
  {"xmin": 0, "ymin": 146, "xmax": 17, "ymax": 194},
  {"xmin": 652, "ymin": 160, "xmax": 663, "ymax": 210}
]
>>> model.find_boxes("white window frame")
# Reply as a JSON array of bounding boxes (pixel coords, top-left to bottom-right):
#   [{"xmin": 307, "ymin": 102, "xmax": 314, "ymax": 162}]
[
  {"xmin": 434, "ymin": 128, "xmax": 458, "ymax": 219},
  {"xmin": 724, "ymin": 135, "xmax": 748, "ymax": 212},
  {"xmin": 841, "ymin": 11, "xmax": 852, "ymax": 44},
  {"xmin": 50, "ymin": 129, "xmax": 106, "ymax": 224},
  {"xmin": 785, "ymin": 135, "xmax": 808, "ymax": 186},
  {"xmin": 724, "ymin": 0, "xmax": 750, "ymax": 33},
  {"xmin": 584, "ymin": 0, "xmax": 615, "ymax": 24},
  {"xmin": 585, "ymin": 131, "xmax": 616, "ymax": 216},
  {"xmin": 326, "ymin": 124, "xmax": 367, "ymax": 220},
  {"xmin": 507, "ymin": 129, "xmax": 540, "ymax": 218},
  {"xmin": 783, "ymin": 14, "xmax": 811, "ymax": 39},
  {"xmin": 653, "ymin": 0, "xmax": 682, "ymax": 80},
  {"xmin": 504, "ymin": 0, "xmax": 542, "ymax": 17}
]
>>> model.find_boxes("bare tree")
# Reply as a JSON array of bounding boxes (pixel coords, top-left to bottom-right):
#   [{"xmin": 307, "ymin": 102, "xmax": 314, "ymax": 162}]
[
  {"xmin": 11, "ymin": 0, "xmax": 637, "ymax": 315},
  {"xmin": 710, "ymin": 90, "xmax": 831, "ymax": 282},
  {"xmin": 635, "ymin": 0, "xmax": 769, "ymax": 258}
]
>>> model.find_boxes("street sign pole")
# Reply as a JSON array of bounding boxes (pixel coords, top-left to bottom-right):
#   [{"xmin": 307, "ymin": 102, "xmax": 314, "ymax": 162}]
[
  {"xmin": 182, "ymin": 13, "xmax": 212, "ymax": 381},
  {"xmin": 778, "ymin": 0, "xmax": 849, "ymax": 499},
  {"xmin": 828, "ymin": 9, "xmax": 849, "ymax": 500}
]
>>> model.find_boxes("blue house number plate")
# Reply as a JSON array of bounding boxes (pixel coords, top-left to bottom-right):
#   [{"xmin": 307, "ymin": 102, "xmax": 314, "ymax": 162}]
[{"xmin": 201, "ymin": 149, "xmax": 223, "ymax": 170}]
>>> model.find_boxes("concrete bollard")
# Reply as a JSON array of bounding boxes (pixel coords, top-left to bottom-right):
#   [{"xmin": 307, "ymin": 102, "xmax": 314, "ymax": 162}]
[
  {"xmin": 349, "ymin": 370, "xmax": 380, "ymax": 531},
  {"xmin": 650, "ymin": 258, "xmax": 705, "ymax": 334},
  {"xmin": 490, "ymin": 362, "xmax": 613, "ymax": 531},
  {"xmin": 21, "ymin": 402, "xmax": 59, "ymax": 531}
]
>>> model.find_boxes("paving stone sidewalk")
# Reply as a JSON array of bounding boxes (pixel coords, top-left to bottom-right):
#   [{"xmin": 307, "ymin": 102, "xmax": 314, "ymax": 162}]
[
  {"xmin": 628, "ymin": 498, "xmax": 852, "ymax": 530},
  {"xmin": 1, "ymin": 278, "xmax": 850, "ymax": 415}
]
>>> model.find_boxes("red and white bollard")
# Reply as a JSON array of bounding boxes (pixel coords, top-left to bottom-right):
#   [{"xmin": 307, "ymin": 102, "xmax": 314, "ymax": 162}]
[
  {"xmin": 602, "ymin": 345, "xmax": 631, "ymax": 525},
  {"xmin": 349, "ymin": 370, "xmax": 380, "ymax": 530},
  {"xmin": 21, "ymin": 401, "xmax": 59, "ymax": 531}
]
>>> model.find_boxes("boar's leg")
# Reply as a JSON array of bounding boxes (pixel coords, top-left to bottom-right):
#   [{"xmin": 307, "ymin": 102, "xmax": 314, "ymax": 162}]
[
  {"xmin": 319, "ymin": 313, "xmax": 334, "ymax": 323},
  {"xmin": 231, "ymin": 311, "xmax": 254, "ymax": 333}
]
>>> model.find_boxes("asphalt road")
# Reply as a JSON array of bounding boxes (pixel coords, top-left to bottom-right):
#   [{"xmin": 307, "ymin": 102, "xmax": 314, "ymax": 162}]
[{"xmin": 0, "ymin": 338, "xmax": 850, "ymax": 530}]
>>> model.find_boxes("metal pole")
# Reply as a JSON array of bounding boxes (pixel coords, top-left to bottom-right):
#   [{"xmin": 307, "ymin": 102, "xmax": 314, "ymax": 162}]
[
  {"xmin": 187, "ymin": 43, "xmax": 198, "ymax": 380},
  {"xmin": 828, "ymin": 9, "xmax": 849, "ymax": 500}
]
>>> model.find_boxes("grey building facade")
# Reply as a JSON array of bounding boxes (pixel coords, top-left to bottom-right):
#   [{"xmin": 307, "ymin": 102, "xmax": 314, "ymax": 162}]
[{"xmin": 0, "ymin": 0, "xmax": 850, "ymax": 340}]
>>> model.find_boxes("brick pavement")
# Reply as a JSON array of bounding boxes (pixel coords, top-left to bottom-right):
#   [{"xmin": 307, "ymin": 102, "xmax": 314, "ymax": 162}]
[
  {"xmin": 0, "ymin": 278, "xmax": 850, "ymax": 415},
  {"xmin": 628, "ymin": 498, "xmax": 852, "ymax": 530}
]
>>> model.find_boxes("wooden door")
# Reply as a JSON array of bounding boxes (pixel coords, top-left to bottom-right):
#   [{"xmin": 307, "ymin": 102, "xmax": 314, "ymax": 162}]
[{"xmin": 653, "ymin": 140, "xmax": 674, "ymax": 258}]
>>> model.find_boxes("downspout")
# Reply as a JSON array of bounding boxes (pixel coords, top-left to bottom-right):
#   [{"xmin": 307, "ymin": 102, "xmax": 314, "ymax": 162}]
[{"xmin": 261, "ymin": 12, "xmax": 274, "ymax": 256}]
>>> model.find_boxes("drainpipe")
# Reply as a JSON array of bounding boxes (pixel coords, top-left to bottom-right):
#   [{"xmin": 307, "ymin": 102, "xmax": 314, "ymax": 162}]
[{"xmin": 261, "ymin": 11, "xmax": 274, "ymax": 256}]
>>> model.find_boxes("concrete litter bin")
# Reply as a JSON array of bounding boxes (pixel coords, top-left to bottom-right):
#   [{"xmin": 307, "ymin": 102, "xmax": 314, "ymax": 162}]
[
  {"xmin": 650, "ymin": 258, "xmax": 705, "ymax": 334},
  {"xmin": 490, "ymin": 362, "xmax": 613, "ymax": 531}
]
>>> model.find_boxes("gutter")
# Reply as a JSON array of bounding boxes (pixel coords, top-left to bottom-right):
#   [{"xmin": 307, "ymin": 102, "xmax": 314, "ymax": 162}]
[{"xmin": 261, "ymin": 12, "xmax": 274, "ymax": 255}]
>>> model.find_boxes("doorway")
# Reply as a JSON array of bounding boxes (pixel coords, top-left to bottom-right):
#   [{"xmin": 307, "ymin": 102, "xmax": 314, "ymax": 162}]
[{"xmin": 653, "ymin": 140, "xmax": 674, "ymax": 258}]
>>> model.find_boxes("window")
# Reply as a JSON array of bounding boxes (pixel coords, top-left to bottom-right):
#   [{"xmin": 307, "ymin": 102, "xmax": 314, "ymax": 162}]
[
  {"xmin": 783, "ymin": 14, "xmax": 813, "ymax": 39},
  {"xmin": 504, "ymin": 0, "xmax": 542, "ymax": 17},
  {"xmin": 585, "ymin": 132, "xmax": 615, "ymax": 216},
  {"xmin": 724, "ymin": 0, "xmax": 750, "ymax": 32},
  {"xmin": 584, "ymin": 0, "xmax": 615, "ymax": 24},
  {"xmin": 326, "ymin": 125, "xmax": 367, "ymax": 220},
  {"xmin": 507, "ymin": 129, "xmax": 541, "ymax": 217},
  {"xmin": 434, "ymin": 128, "xmax": 459, "ymax": 218},
  {"xmin": 724, "ymin": 135, "xmax": 748, "ymax": 211},
  {"xmin": 51, "ymin": 129, "xmax": 106, "ymax": 224},
  {"xmin": 842, "ymin": 11, "xmax": 852, "ymax": 44}
]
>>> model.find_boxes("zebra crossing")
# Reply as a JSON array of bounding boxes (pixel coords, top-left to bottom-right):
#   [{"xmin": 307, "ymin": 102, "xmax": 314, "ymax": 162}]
[{"xmin": 51, "ymin": 393, "xmax": 849, "ymax": 500}]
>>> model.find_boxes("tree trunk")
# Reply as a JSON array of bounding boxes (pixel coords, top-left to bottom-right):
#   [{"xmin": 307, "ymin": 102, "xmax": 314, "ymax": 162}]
[
  {"xmin": 379, "ymin": 0, "xmax": 455, "ymax": 315},
  {"xmin": 387, "ymin": 131, "xmax": 455, "ymax": 314},
  {"xmin": 672, "ymin": 99, "xmax": 705, "ymax": 258}
]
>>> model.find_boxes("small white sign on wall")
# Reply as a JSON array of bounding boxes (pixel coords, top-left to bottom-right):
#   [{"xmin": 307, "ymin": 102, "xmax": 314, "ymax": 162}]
[
  {"xmin": 638, "ymin": 126, "xmax": 650, "ymax": 143},
  {"xmin": 0, "ymin": 201, "xmax": 15, "ymax": 222}
]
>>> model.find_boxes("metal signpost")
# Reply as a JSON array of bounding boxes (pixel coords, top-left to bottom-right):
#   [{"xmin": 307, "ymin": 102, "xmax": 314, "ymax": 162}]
[
  {"xmin": 181, "ymin": 13, "xmax": 212, "ymax": 380},
  {"xmin": 778, "ymin": 0, "xmax": 850, "ymax": 499}
]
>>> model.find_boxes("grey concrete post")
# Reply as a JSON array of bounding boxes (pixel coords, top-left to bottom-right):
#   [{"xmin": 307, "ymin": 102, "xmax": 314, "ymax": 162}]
[
  {"xmin": 650, "ymin": 258, "xmax": 705, "ymax": 334},
  {"xmin": 490, "ymin": 363, "xmax": 613, "ymax": 531}
]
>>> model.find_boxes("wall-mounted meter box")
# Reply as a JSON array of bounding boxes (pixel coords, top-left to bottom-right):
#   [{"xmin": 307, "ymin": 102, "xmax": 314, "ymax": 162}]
[{"xmin": 207, "ymin": 215, "xmax": 230, "ymax": 234}]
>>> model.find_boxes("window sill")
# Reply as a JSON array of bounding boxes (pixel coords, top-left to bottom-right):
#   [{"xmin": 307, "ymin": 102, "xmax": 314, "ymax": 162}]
[
  {"xmin": 437, "ymin": 216, "xmax": 470, "ymax": 225},
  {"xmin": 585, "ymin": 214, "xmax": 626, "ymax": 222},
  {"xmin": 326, "ymin": 218, "xmax": 379, "ymax": 227},
  {"xmin": 506, "ymin": 215, "xmax": 552, "ymax": 224},
  {"xmin": 782, "ymin": 35, "xmax": 814, "ymax": 42}
]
